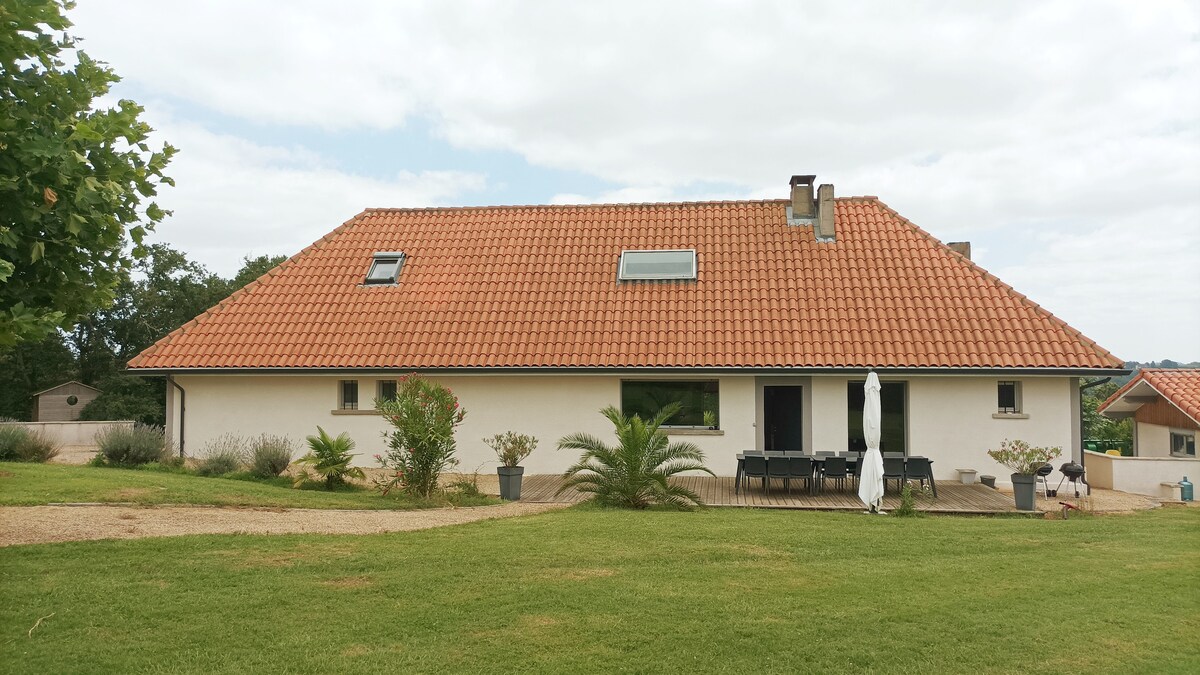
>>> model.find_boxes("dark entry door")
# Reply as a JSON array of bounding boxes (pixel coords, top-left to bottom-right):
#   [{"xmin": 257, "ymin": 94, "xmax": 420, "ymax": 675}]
[{"xmin": 764, "ymin": 386, "xmax": 804, "ymax": 452}]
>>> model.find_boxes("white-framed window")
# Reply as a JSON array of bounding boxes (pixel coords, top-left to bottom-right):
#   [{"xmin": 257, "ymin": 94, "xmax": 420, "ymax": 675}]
[
  {"xmin": 377, "ymin": 379, "xmax": 398, "ymax": 402},
  {"xmin": 1170, "ymin": 430, "xmax": 1196, "ymax": 458},
  {"xmin": 365, "ymin": 252, "xmax": 406, "ymax": 285},
  {"xmin": 997, "ymin": 381, "xmax": 1022, "ymax": 414},
  {"xmin": 339, "ymin": 380, "xmax": 359, "ymax": 410},
  {"xmin": 618, "ymin": 249, "xmax": 697, "ymax": 281}
]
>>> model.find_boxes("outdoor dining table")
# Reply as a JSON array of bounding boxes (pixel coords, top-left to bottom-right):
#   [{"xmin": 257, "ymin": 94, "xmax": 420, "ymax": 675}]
[{"xmin": 734, "ymin": 452, "xmax": 936, "ymax": 497}]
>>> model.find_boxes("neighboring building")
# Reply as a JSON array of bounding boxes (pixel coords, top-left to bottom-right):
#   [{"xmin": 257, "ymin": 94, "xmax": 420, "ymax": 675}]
[
  {"xmin": 31, "ymin": 381, "xmax": 100, "ymax": 422},
  {"xmin": 128, "ymin": 175, "xmax": 1126, "ymax": 480},
  {"xmin": 1098, "ymin": 369, "xmax": 1199, "ymax": 458}
]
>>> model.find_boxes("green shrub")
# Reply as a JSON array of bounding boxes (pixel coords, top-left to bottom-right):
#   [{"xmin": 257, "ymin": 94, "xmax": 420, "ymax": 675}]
[
  {"xmin": 294, "ymin": 427, "xmax": 364, "ymax": 490},
  {"xmin": 557, "ymin": 403, "xmax": 713, "ymax": 509},
  {"xmin": 0, "ymin": 424, "xmax": 61, "ymax": 462},
  {"xmin": 375, "ymin": 374, "xmax": 467, "ymax": 498},
  {"xmin": 0, "ymin": 424, "xmax": 28, "ymax": 461},
  {"xmin": 96, "ymin": 423, "xmax": 171, "ymax": 466},
  {"xmin": 248, "ymin": 435, "xmax": 294, "ymax": 478}
]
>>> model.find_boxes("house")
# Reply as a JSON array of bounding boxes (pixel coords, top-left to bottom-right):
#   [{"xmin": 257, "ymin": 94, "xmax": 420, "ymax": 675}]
[
  {"xmin": 127, "ymin": 175, "xmax": 1126, "ymax": 481},
  {"xmin": 30, "ymin": 381, "xmax": 100, "ymax": 422},
  {"xmin": 1098, "ymin": 369, "xmax": 1199, "ymax": 458},
  {"xmin": 1090, "ymin": 369, "xmax": 1199, "ymax": 497}
]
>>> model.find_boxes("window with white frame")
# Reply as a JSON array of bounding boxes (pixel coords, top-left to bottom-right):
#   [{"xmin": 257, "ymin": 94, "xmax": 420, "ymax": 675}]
[
  {"xmin": 377, "ymin": 379, "xmax": 398, "ymax": 402},
  {"xmin": 620, "ymin": 380, "xmax": 719, "ymax": 427},
  {"xmin": 618, "ymin": 249, "xmax": 697, "ymax": 281},
  {"xmin": 339, "ymin": 380, "xmax": 359, "ymax": 410},
  {"xmin": 997, "ymin": 381, "xmax": 1021, "ymax": 414},
  {"xmin": 1170, "ymin": 430, "xmax": 1196, "ymax": 457}
]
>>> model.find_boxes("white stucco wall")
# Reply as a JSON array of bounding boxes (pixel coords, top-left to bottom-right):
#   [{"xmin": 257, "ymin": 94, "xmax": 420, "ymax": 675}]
[
  {"xmin": 169, "ymin": 372, "xmax": 1079, "ymax": 481},
  {"xmin": 0, "ymin": 420, "xmax": 133, "ymax": 447},
  {"xmin": 1085, "ymin": 451, "xmax": 1199, "ymax": 498},
  {"xmin": 907, "ymin": 376, "xmax": 1075, "ymax": 482},
  {"xmin": 1134, "ymin": 422, "xmax": 1172, "ymax": 458},
  {"xmin": 171, "ymin": 374, "xmax": 756, "ymax": 475}
]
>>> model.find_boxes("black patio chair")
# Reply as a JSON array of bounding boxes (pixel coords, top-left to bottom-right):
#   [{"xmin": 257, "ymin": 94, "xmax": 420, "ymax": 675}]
[
  {"xmin": 742, "ymin": 455, "xmax": 767, "ymax": 494},
  {"xmin": 882, "ymin": 457, "xmax": 905, "ymax": 493},
  {"xmin": 787, "ymin": 456, "xmax": 815, "ymax": 495},
  {"xmin": 903, "ymin": 457, "xmax": 934, "ymax": 495},
  {"xmin": 766, "ymin": 455, "xmax": 791, "ymax": 494},
  {"xmin": 819, "ymin": 456, "xmax": 849, "ymax": 493}
]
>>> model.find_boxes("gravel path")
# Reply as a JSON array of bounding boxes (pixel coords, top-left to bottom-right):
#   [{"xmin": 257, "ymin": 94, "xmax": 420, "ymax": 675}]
[{"xmin": 0, "ymin": 502, "xmax": 570, "ymax": 547}]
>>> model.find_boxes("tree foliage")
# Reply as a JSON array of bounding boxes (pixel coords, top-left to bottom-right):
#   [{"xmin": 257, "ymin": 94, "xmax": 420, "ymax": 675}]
[
  {"xmin": 0, "ymin": 0, "xmax": 175, "ymax": 346},
  {"xmin": 0, "ymin": 246, "xmax": 285, "ymax": 423}
]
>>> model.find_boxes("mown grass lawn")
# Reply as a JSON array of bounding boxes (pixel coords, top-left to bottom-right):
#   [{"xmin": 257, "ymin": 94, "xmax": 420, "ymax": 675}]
[
  {"xmin": 0, "ymin": 462, "xmax": 494, "ymax": 510},
  {"xmin": 1, "ymin": 505, "xmax": 1197, "ymax": 674}
]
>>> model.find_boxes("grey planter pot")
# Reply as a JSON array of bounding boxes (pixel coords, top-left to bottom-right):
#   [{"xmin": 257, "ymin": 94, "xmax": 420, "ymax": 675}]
[
  {"xmin": 497, "ymin": 466, "xmax": 525, "ymax": 501},
  {"xmin": 1011, "ymin": 473, "xmax": 1037, "ymax": 511}
]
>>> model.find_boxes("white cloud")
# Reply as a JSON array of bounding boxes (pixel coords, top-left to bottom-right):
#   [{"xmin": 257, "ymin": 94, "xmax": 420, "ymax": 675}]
[
  {"xmin": 143, "ymin": 110, "xmax": 484, "ymax": 277},
  {"xmin": 70, "ymin": 1, "xmax": 1200, "ymax": 358}
]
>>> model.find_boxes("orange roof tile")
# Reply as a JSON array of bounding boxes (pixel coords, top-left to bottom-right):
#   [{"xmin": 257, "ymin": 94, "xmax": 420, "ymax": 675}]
[
  {"xmin": 1098, "ymin": 369, "xmax": 1200, "ymax": 425},
  {"xmin": 127, "ymin": 198, "xmax": 1124, "ymax": 371}
]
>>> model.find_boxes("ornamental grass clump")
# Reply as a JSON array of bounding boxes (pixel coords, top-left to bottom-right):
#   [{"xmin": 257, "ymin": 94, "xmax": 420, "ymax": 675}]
[
  {"xmin": 196, "ymin": 434, "xmax": 246, "ymax": 476},
  {"xmin": 485, "ymin": 431, "xmax": 538, "ymax": 468},
  {"xmin": 294, "ymin": 427, "xmax": 364, "ymax": 490},
  {"xmin": 557, "ymin": 403, "xmax": 714, "ymax": 509},
  {"xmin": 249, "ymin": 434, "xmax": 295, "ymax": 478},
  {"xmin": 375, "ymin": 374, "xmax": 467, "ymax": 499},
  {"xmin": 96, "ymin": 423, "xmax": 171, "ymax": 466},
  {"xmin": 0, "ymin": 424, "xmax": 60, "ymax": 463},
  {"xmin": 987, "ymin": 439, "xmax": 1062, "ymax": 475}
]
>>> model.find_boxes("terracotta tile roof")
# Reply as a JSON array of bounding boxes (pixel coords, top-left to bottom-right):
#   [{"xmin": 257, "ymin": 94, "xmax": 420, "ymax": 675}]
[
  {"xmin": 127, "ymin": 198, "xmax": 1124, "ymax": 371},
  {"xmin": 1099, "ymin": 369, "xmax": 1200, "ymax": 424}
]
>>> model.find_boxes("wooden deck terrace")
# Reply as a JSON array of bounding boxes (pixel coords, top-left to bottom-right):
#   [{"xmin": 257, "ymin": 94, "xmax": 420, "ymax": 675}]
[{"xmin": 518, "ymin": 474, "xmax": 1036, "ymax": 515}]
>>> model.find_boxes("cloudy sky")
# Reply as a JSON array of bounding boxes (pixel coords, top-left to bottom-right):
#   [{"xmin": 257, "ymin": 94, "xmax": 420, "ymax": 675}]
[{"xmin": 69, "ymin": 1, "xmax": 1198, "ymax": 362}]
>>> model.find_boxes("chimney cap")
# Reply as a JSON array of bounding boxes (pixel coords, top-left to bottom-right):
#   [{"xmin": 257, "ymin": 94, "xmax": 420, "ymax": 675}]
[{"xmin": 789, "ymin": 174, "xmax": 817, "ymax": 187}]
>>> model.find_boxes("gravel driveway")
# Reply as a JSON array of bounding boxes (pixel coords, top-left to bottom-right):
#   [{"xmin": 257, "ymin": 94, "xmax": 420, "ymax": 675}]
[{"xmin": 0, "ymin": 502, "xmax": 570, "ymax": 547}]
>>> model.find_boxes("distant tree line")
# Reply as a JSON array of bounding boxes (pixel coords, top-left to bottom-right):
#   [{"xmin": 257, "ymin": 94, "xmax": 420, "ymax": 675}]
[{"xmin": 0, "ymin": 246, "xmax": 285, "ymax": 424}]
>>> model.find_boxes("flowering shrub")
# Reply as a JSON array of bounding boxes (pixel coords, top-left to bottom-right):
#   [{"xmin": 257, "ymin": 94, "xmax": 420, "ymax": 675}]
[
  {"xmin": 375, "ymin": 374, "xmax": 467, "ymax": 498},
  {"xmin": 987, "ymin": 439, "xmax": 1062, "ymax": 475},
  {"xmin": 484, "ymin": 431, "xmax": 538, "ymax": 468}
]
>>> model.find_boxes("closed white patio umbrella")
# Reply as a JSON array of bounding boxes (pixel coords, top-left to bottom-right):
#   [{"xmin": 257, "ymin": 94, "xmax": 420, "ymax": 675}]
[{"xmin": 858, "ymin": 371, "xmax": 885, "ymax": 513}]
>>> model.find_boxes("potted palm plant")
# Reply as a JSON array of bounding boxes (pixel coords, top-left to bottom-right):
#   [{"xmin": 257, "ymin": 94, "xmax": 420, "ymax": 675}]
[
  {"xmin": 986, "ymin": 439, "xmax": 1061, "ymax": 511},
  {"xmin": 485, "ymin": 431, "xmax": 538, "ymax": 500}
]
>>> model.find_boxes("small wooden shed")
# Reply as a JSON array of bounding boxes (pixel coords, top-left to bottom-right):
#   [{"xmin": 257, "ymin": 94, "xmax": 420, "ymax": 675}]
[{"xmin": 31, "ymin": 381, "xmax": 101, "ymax": 422}]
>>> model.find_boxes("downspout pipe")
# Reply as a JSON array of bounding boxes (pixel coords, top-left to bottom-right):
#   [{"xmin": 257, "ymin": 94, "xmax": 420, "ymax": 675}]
[
  {"xmin": 1078, "ymin": 377, "xmax": 1112, "ymax": 472},
  {"xmin": 167, "ymin": 374, "xmax": 186, "ymax": 458}
]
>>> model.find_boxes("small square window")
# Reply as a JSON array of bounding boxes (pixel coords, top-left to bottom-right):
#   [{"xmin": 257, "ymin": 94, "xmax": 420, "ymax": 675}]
[
  {"xmin": 377, "ymin": 380, "xmax": 398, "ymax": 402},
  {"xmin": 618, "ymin": 249, "xmax": 697, "ymax": 280},
  {"xmin": 365, "ymin": 252, "xmax": 405, "ymax": 285},
  {"xmin": 339, "ymin": 380, "xmax": 359, "ymax": 410},
  {"xmin": 997, "ymin": 381, "xmax": 1021, "ymax": 414},
  {"xmin": 1171, "ymin": 431, "xmax": 1196, "ymax": 458}
]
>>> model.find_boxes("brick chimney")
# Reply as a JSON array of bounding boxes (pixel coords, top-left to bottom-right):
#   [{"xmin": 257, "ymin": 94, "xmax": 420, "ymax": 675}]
[
  {"xmin": 948, "ymin": 241, "xmax": 972, "ymax": 260},
  {"xmin": 814, "ymin": 183, "xmax": 835, "ymax": 241}
]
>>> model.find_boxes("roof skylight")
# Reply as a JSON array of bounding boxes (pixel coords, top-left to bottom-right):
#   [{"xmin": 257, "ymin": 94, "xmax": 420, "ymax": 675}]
[
  {"xmin": 618, "ymin": 249, "xmax": 697, "ymax": 281},
  {"xmin": 364, "ymin": 252, "xmax": 405, "ymax": 285}
]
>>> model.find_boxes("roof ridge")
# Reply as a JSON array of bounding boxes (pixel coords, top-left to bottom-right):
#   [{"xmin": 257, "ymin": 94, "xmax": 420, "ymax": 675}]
[
  {"xmin": 126, "ymin": 209, "xmax": 375, "ymax": 369},
  {"xmin": 869, "ymin": 198, "xmax": 1124, "ymax": 369},
  {"xmin": 362, "ymin": 196, "xmax": 875, "ymax": 213}
]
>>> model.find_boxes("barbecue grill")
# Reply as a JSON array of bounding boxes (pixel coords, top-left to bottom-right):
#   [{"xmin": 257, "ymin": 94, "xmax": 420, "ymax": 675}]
[
  {"xmin": 1035, "ymin": 462, "xmax": 1054, "ymax": 497},
  {"xmin": 1053, "ymin": 461, "xmax": 1089, "ymax": 498}
]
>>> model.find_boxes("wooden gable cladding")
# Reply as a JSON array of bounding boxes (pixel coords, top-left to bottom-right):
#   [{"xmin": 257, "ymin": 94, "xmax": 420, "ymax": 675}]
[{"xmin": 1134, "ymin": 396, "xmax": 1200, "ymax": 431}]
